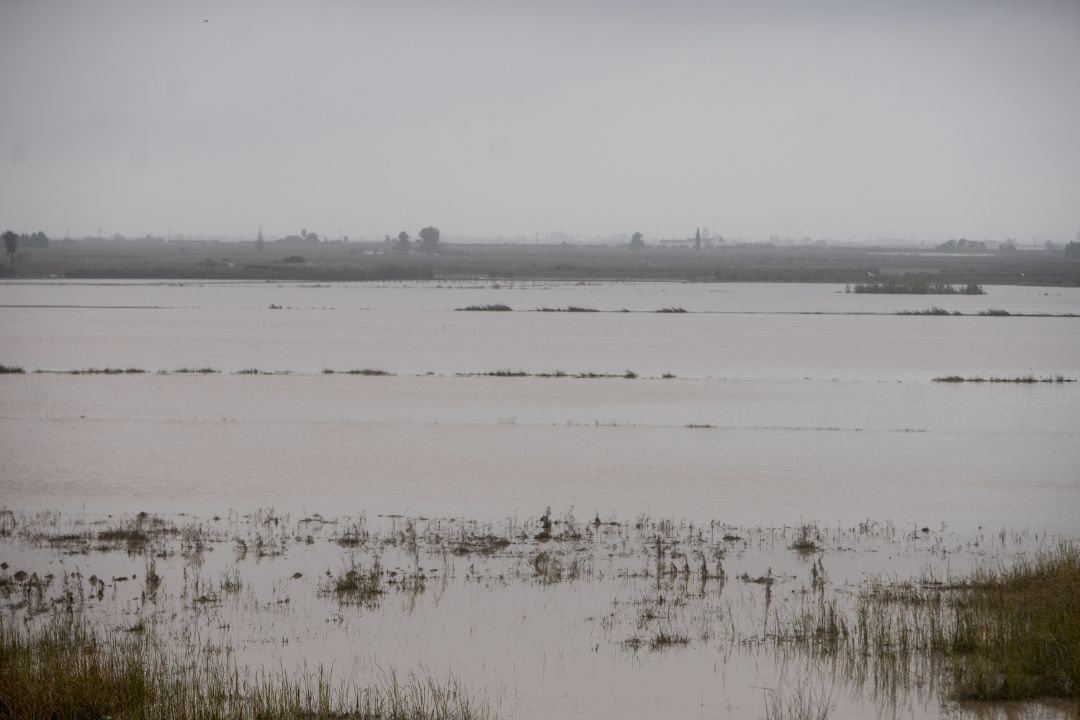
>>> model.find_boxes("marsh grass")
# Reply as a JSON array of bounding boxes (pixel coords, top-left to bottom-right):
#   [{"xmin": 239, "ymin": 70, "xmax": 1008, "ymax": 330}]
[
  {"xmin": 790, "ymin": 525, "xmax": 820, "ymax": 554},
  {"xmin": 323, "ymin": 558, "xmax": 383, "ymax": 607},
  {"xmin": 932, "ymin": 374, "xmax": 1073, "ymax": 384},
  {"xmin": 849, "ymin": 281, "xmax": 984, "ymax": 295},
  {"xmin": 68, "ymin": 367, "xmax": 147, "ymax": 374},
  {"xmin": 784, "ymin": 543, "xmax": 1080, "ymax": 704},
  {"xmin": 0, "ymin": 364, "xmax": 25, "ymax": 374},
  {"xmin": 534, "ymin": 306, "xmax": 598, "ymax": 312},
  {"xmin": 655, "ymin": 307, "xmax": 688, "ymax": 313},
  {"xmin": 761, "ymin": 681, "xmax": 834, "ymax": 720},
  {"xmin": 172, "ymin": 367, "xmax": 220, "ymax": 374},
  {"xmin": 897, "ymin": 307, "xmax": 959, "ymax": 316},
  {"xmin": 0, "ymin": 615, "xmax": 489, "ymax": 720},
  {"xmin": 456, "ymin": 304, "xmax": 512, "ymax": 311}
]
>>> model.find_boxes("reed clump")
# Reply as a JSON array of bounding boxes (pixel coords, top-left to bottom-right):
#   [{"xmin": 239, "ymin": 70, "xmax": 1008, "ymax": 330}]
[{"xmin": 456, "ymin": 304, "xmax": 512, "ymax": 312}]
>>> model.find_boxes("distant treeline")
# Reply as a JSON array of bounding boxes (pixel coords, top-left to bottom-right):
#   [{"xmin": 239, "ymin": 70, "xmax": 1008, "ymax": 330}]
[
  {"xmin": 65, "ymin": 264, "xmax": 436, "ymax": 281},
  {"xmin": 9, "ymin": 241, "xmax": 1080, "ymax": 286}
]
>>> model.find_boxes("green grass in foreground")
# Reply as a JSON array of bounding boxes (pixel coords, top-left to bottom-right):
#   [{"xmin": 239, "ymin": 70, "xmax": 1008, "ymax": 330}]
[{"xmin": 0, "ymin": 615, "xmax": 488, "ymax": 720}]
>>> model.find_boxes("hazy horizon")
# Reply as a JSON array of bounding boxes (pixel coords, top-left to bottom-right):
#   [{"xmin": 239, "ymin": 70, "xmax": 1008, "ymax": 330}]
[{"xmin": 2, "ymin": 0, "xmax": 1079, "ymax": 242}]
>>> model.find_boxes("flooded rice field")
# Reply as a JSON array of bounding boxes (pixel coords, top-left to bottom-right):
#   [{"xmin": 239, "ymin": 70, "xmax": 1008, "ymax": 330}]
[{"xmin": 1, "ymin": 280, "xmax": 1079, "ymax": 718}]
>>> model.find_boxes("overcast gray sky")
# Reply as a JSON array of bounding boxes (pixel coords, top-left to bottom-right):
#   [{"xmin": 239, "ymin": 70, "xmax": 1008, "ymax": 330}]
[{"xmin": 1, "ymin": 0, "xmax": 1078, "ymax": 242}]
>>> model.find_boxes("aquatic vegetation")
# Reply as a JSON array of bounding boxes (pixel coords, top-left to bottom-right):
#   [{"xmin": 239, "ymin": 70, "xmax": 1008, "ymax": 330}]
[
  {"xmin": 534, "ymin": 306, "xmax": 599, "ymax": 312},
  {"xmin": 0, "ymin": 364, "xmax": 25, "ymax": 374},
  {"xmin": 849, "ymin": 281, "xmax": 985, "ymax": 295},
  {"xmin": 68, "ymin": 367, "xmax": 147, "ymax": 374},
  {"xmin": 978, "ymin": 309, "xmax": 1011, "ymax": 316},
  {"xmin": 932, "ymin": 374, "xmax": 1073, "ymax": 383},
  {"xmin": 790, "ymin": 524, "xmax": 821, "ymax": 554},
  {"xmin": 2, "ymin": 508, "xmax": 1075, "ymax": 718},
  {"xmin": 897, "ymin": 307, "xmax": 959, "ymax": 316},
  {"xmin": 655, "ymin": 307, "xmax": 688, "ymax": 313},
  {"xmin": 455, "ymin": 304, "xmax": 512, "ymax": 311},
  {"xmin": 323, "ymin": 558, "xmax": 384, "ymax": 607},
  {"xmin": 172, "ymin": 367, "xmax": 220, "ymax": 374},
  {"xmin": 761, "ymin": 680, "xmax": 834, "ymax": 720},
  {"xmin": 780, "ymin": 543, "xmax": 1080, "ymax": 703}
]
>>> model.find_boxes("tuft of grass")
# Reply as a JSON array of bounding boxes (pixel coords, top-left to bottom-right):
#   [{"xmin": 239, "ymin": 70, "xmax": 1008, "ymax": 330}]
[
  {"xmin": 623, "ymin": 369, "xmax": 638, "ymax": 379},
  {"xmin": 790, "ymin": 524, "xmax": 820, "ymax": 554},
  {"xmin": 456, "ymin": 304, "xmax": 512, "ymax": 312},
  {"xmin": 761, "ymin": 681, "xmax": 834, "ymax": 720},
  {"xmin": 322, "ymin": 559, "xmax": 383, "ymax": 607},
  {"xmin": 647, "ymin": 631, "xmax": 690, "ymax": 651}
]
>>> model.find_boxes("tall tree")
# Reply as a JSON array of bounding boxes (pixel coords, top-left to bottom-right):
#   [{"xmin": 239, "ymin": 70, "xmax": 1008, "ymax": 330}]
[
  {"xmin": 418, "ymin": 226, "xmax": 440, "ymax": 253},
  {"xmin": 2, "ymin": 230, "xmax": 17, "ymax": 271},
  {"xmin": 630, "ymin": 232, "xmax": 645, "ymax": 250}
]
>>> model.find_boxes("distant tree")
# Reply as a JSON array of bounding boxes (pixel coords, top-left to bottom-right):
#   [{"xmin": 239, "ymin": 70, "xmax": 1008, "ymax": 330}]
[
  {"xmin": 1066, "ymin": 241, "xmax": 1080, "ymax": 259},
  {"xmin": 694, "ymin": 228, "xmax": 701, "ymax": 252},
  {"xmin": 629, "ymin": 231, "xmax": 645, "ymax": 250},
  {"xmin": 395, "ymin": 231, "xmax": 412, "ymax": 252},
  {"xmin": 418, "ymin": 226, "xmax": 440, "ymax": 253},
  {"xmin": 255, "ymin": 226, "xmax": 265, "ymax": 251},
  {"xmin": 2, "ymin": 230, "xmax": 17, "ymax": 271}
]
